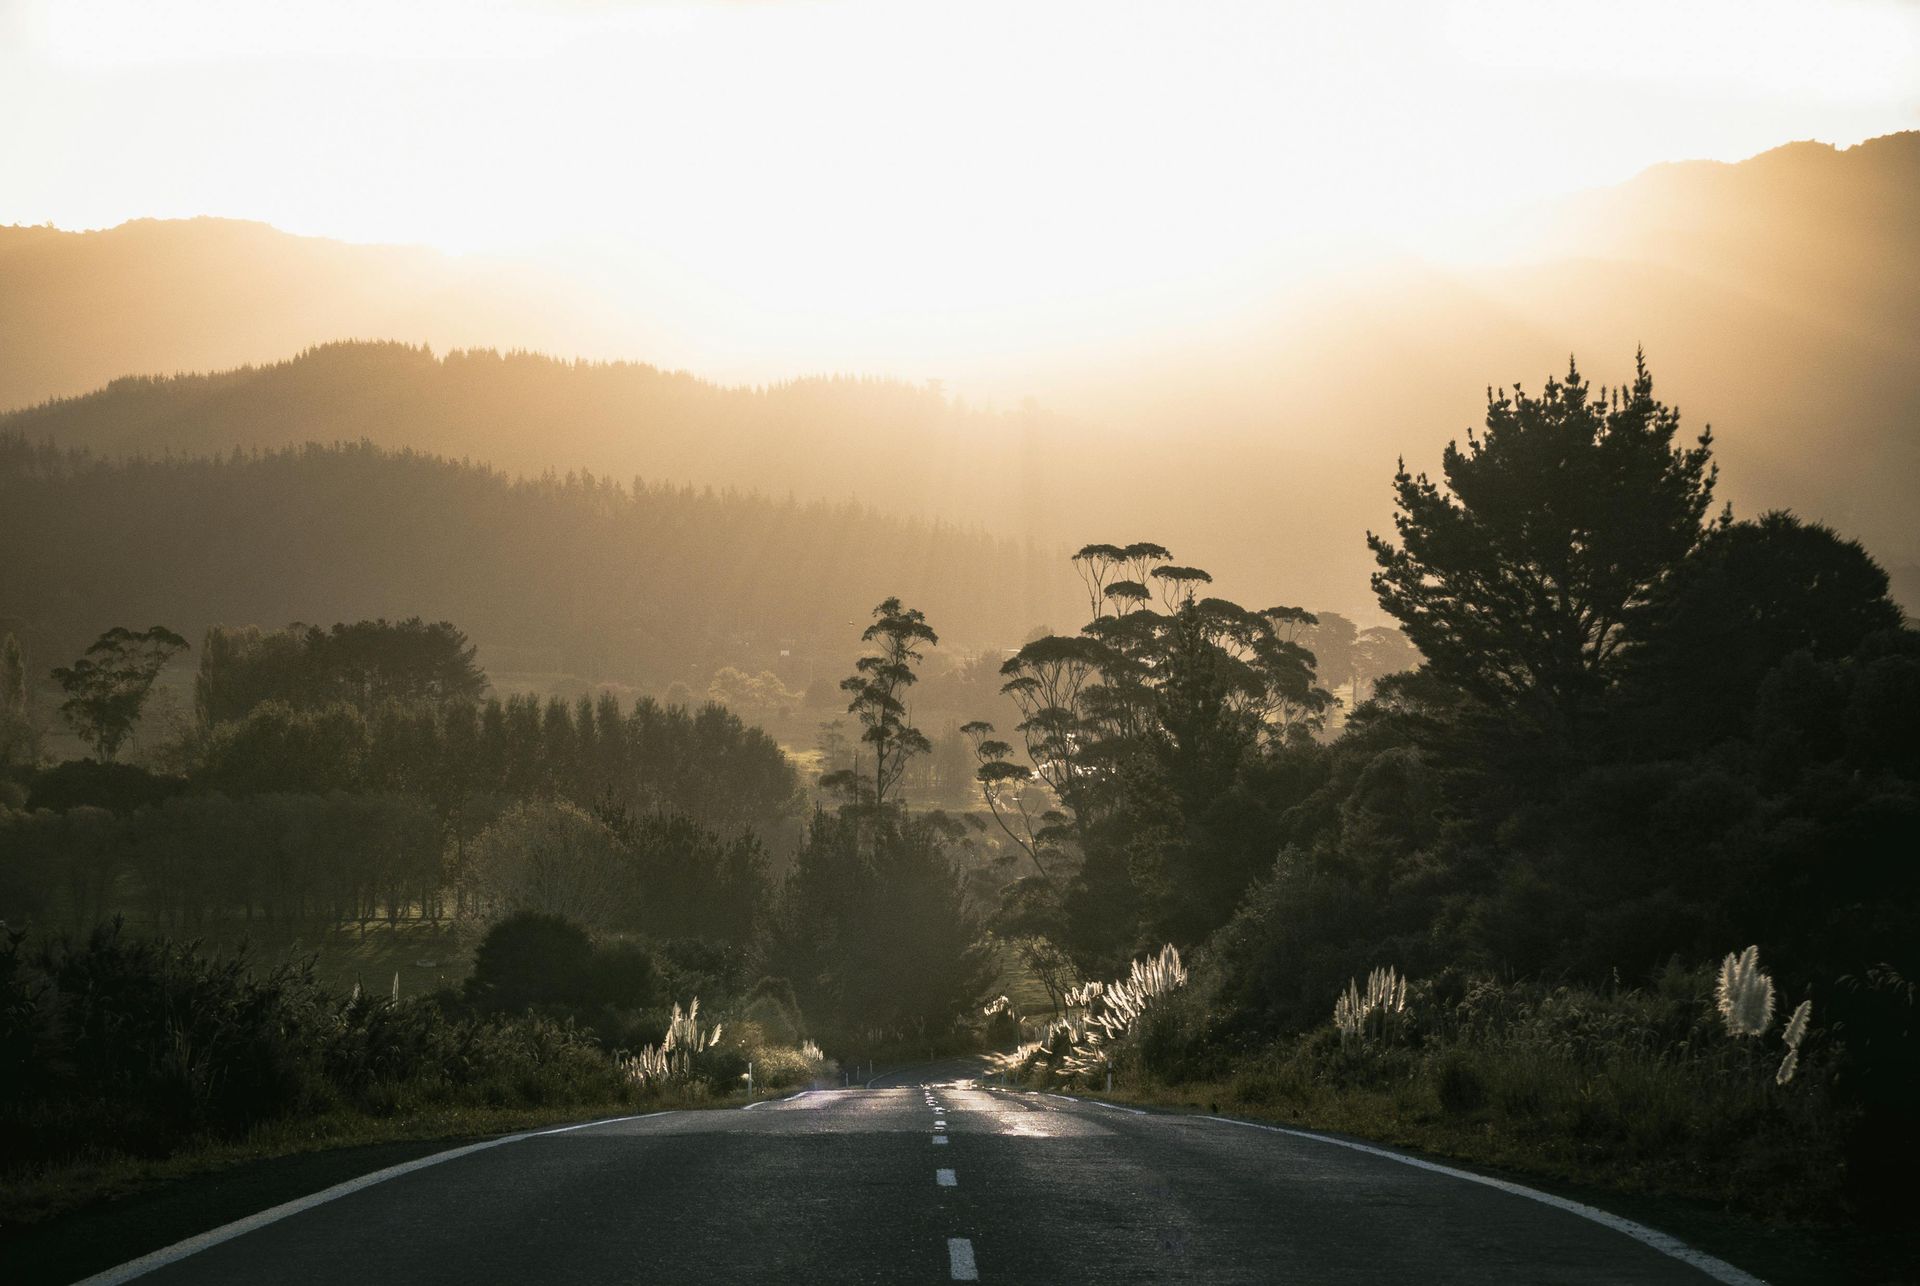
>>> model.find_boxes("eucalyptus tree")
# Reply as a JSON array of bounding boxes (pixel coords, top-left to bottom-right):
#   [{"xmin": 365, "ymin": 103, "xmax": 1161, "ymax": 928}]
[
  {"xmin": 826, "ymin": 597, "xmax": 938, "ymax": 809},
  {"xmin": 975, "ymin": 541, "xmax": 1333, "ymax": 965},
  {"xmin": 52, "ymin": 625, "xmax": 189, "ymax": 761}
]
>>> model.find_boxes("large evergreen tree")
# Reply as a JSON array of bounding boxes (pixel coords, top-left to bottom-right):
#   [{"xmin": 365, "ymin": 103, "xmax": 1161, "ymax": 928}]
[
  {"xmin": 1367, "ymin": 354, "xmax": 1716, "ymax": 741},
  {"xmin": 764, "ymin": 807, "xmax": 994, "ymax": 1049}
]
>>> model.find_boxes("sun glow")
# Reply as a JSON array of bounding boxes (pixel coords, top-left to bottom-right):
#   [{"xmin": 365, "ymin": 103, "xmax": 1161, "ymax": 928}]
[{"xmin": 4, "ymin": 0, "xmax": 1916, "ymax": 374}]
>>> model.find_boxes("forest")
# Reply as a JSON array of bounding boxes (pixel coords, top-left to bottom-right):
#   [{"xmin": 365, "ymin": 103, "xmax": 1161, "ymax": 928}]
[
  {"xmin": 0, "ymin": 431, "xmax": 1062, "ymax": 697},
  {"xmin": 1, "ymin": 357, "xmax": 1914, "ymax": 1251}
]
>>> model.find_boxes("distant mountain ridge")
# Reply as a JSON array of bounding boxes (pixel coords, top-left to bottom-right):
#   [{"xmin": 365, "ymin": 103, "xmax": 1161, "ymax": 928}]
[
  {"xmin": 4, "ymin": 132, "xmax": 1915, "ymax": 617},
  {"xmin": 0, "ymin": 341, "xmax": 1052, "ymax": 542},
  {"xmin": 0, "ymin": 216, "xmax": 614, "ymax": 413}
]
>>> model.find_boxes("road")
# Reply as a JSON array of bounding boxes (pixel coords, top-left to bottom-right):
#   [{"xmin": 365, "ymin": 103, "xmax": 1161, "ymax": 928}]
[{"xmin": 78, "ymin": 1058, "xmax": 1760, "ymax": 1285}]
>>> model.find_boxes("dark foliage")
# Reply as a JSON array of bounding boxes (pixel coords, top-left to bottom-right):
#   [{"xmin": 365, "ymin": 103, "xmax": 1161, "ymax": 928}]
[
  {"xmin": 25, "ymin": 759, "xmax": 186, "ymax": 814},
  {"xmin": 196, "ymin": 619, "xmax": 485, "ymax": 725},
  {"xmin": 0, "ymin": 432, "xmax": 1057, "ymax": 697},
  {"xmin": 1368, "ymin": 355, "xmax": 1715, "ymax": 749},
  {"xmin": 0, "ymin": 923, "xmax": 622, "ymax": 1167},
  {"xmin": 765, "ymin": 807, "xmax": 996, "ymax": 1050}
]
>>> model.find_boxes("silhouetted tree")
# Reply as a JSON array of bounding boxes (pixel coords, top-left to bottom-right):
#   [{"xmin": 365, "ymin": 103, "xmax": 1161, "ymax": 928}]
[
  {"xmin": 195, "ymin": 619, "xmax": 484, "ymax": 726},
  {"xmin": 51, "ymin": 625, "xmax": 188, "ymax": 760},
  {"xmin": 1368, "ymin": 354, "xmax": 1716, "ymax": 742},
  {"xmin": 1624, "ymin": 510, "xmax": 1905, "ymax": 754},
  {"xmin": 201, "ymin": 701, "xmax": 369, "ymax": 795},
  {"xmin": 465, "ymin": 911, "xmax": 596, "ymax": 1014},
  {"xmin": 979, "ymin": 543, "xmax": 1332, "ymax": 969},
  {"xmin": 765, "ymin": 807, "xmax": 994, "ymax": 1048},
  {"xmin": 1350, "ymin": 625, "xmax": 1421, "ymax": 704},
  {"xmin": 0, "ymin": 633, "xmax": 36, "ymax": 766},
  {"xmin": 830, "ymin": 598, "xmax": 937, "ymax": 808}
]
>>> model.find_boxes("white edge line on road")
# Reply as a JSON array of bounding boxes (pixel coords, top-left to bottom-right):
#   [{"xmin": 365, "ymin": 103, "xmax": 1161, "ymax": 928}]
[
  {"xmin": 71, "ymin": 1112, "xmax": 673, "ymax": 1286},
  {"xmin": 947, "ymin": 1236, "xmax": 979, "ymax": 1280},
  {"xmin": 742, "ymin": 1088, "xmax": 816, "ymax": 1110},
  {"xmin": 1085, "ymin": 1100, "xmax": 1148, "ymax": 1115},
  {"xmin": 1203, "ymin": 1116, "xmax": 1765, "ymax": 1286}
]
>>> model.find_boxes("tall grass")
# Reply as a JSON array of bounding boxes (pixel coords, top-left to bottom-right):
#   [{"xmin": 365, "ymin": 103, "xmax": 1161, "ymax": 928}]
[
  {"xmin": 1102, "ymin": 954, "xmax": 1898, "ymax": 1227},
  {"xmin": 998, "ymin": 944, "xmax": 1189, "ymax": 1084}
]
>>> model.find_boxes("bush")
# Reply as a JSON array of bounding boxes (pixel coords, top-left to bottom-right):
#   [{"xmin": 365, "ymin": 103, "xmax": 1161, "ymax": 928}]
[
  {"xmin": 0, "ymin": 922, "xmax": 628, "ymax": 1172},
  {"xmin": 465, "ymin": 912, "xmax": 596, "ymax": 1014}
]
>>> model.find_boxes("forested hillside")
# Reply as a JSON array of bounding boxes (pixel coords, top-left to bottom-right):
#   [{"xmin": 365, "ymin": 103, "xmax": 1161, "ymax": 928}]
[
  {"xmin": 0, "ymin": 436, "xmax": 1070, "ymax": 694},
  {"xmin": 0, "ymin": 342, "xmax": 1041, "ymax": 538}
]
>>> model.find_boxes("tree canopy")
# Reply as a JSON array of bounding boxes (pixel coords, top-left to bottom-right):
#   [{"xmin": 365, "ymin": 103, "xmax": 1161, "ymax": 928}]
[
  {"xmin": 51, "ymin": 625, "xmax": 189, "ymax": 760},
  {"xmin": 1368, "ymin": 354, "xmax": 1716, "ymax": 739}
]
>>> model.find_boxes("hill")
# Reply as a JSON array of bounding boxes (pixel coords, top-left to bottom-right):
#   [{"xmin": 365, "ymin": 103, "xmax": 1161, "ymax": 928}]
[{"xmin": 0, "ymin": 436, "xmax": 1070, "ymax": 699}]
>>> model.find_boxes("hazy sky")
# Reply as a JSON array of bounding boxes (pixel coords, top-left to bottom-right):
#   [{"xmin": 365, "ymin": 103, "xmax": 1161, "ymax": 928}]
[{"xmin": 4, "ymin": 0, "xmax": 1917, "ymax": 369}]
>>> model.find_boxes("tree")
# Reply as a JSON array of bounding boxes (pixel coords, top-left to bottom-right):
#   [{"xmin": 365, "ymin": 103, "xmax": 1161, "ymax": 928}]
[
  {"xmin": 593, "ymin": 804, "xmax": 769, "ymax": 946},
  {"xmin": 829, "ymin": 598, "xmax": 937, "ymax": 808},
  {"xmin": 1368, "ymin": 354, "xmax": 1716, "ymax": 740},
  {"xmin": 1351, "ymin": 626, "xmax": 1421, "ymax": 704},
  {"xmin": 1301, "ymin": 612, "xmax": 1359, "ymax": 696},
  {"xmin": 978, "ymin": 542, "xmax": 1333, "ymax": 968},
  {"xmin": 465, "ymin": 911, "xmax": 596, "ymax": 1014},
  {"xmin": 201, "ymin": 701, "xmax": 370, "ymax": 795},
  {"xmin": 764, "ymin": 807, "xmax": 995, "ymax": 1048},
  {"xmin": 0, "ymin": 633, "xmax": 38, "ymax": 766},
  {"xmin": 193, "ymin": 619, "xmax": 485, "ymax": 727},
  {"xmin": 51, "ymin": 626, "xmax": 189, "ymax": 760},
  {"xmin": 463, "ymin": 799, "xmax": 629, "ymax": 930},
  {"xmin": 1624, "ymin": 511, "xmax": 1905, "ymax": 754}
]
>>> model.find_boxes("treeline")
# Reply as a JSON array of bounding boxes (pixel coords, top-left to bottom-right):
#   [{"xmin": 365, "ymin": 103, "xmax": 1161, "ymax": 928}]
[
  {"xmin": 199, "ymin": 685, "xmax": 801, "ymax": 842},
  {"xmin": 2, "ymin": 793, "xmax": 441, "ymax": 928},
  {"xmin": 0, "ymin": 431, "xmax": 1066, "ymax": 693},
  {"xmin": 6, "ymin": 694, "xmax": 800, "ymax": 930},
  {"xmin": 196, "ymin": 619, "xmax": 486, "ymax": 722},
  {"xmin": 2, "ymin": 608, "xmax": 804, "ymax": 936}
]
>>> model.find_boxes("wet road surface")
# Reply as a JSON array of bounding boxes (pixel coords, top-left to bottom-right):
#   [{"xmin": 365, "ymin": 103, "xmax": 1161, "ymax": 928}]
[{"xmin": 77, "ymin": 1058, "xmax": 1759, "ymax": 1285}]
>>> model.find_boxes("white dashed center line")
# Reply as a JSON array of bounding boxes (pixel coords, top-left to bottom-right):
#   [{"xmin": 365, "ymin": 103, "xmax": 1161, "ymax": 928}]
[
  {"xmin": 948, "ymin": 1236, "xmax": 979, "ymax": 1280},
  {"xmin": 932, "ymin": 1135, "xmax": 948, "ymax": 1144},
  {"xmin": 936, "ymin": 1168, "xmax": 957, "ymax": 1187}
]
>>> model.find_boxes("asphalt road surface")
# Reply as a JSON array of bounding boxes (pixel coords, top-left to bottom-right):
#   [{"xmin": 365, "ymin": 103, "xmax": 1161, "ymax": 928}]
[{"xmin": 78, "ymin": 1058, "xmax": 1760, "ymax": 1285}]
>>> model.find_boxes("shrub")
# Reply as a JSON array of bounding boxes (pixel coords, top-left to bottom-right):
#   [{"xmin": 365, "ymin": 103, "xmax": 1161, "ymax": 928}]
[
  {"xmin": 465, "ymin": 911, "xmax": 596, "ymax": 1014},
  {"xmin": 0, "ymin": 923, "xmax": 629, "ymax": 1173}
]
